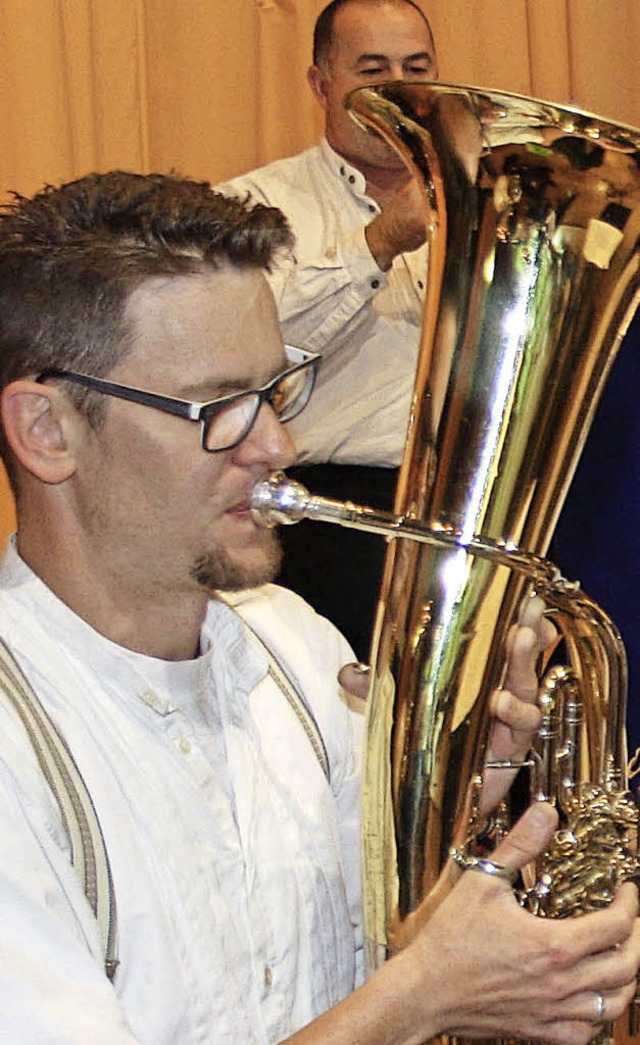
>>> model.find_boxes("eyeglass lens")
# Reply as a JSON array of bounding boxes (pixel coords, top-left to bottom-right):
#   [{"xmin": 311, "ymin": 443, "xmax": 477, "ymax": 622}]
[{"xmin": 204, "ymin": 363, "xmax": 313, "ymax": 451}]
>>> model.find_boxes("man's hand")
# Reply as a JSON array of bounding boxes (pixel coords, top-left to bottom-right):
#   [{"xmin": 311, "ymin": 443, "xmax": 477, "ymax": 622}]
[
  {"xmin": 479, "ymin": 594, "xmax": 557, "ymax": 819},
  {"xmin": 338, "ymin": 594, "xmax": 556, "ymax": 811},
  {"xmin": 338, "ymin": 595, "xmax": 556, "ymax": 804},
  {"xmin": 365, "ymin": 178, "xmax": 429, "ymax": 271},
  {"xmin": 404, "ymin": 802, "xmax": 640, "ymax": 1044}
]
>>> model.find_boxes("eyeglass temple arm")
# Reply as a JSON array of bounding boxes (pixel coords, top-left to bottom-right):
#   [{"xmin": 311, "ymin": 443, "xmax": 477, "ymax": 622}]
[{"xmin": 35, "ymin": 369, "xmax": 198, "ymax": 420}]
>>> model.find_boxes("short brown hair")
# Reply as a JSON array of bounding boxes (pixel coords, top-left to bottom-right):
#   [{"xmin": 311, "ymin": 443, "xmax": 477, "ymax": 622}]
[{"xmin": 0, "ymin": 170, "xmax": 293, "ymax": 477}]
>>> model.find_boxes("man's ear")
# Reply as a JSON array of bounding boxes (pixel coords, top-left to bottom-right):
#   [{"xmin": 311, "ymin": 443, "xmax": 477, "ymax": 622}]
[
  {"xmin": 1, "ymin": 379, "xmax": 78, "ymax": 484},
  {"xmin": 307, "ymin": 64, "xmax": 330, "ymax": 109}
]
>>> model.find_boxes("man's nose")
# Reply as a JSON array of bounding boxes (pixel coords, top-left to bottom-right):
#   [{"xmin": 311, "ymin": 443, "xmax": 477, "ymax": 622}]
[{"xmin": 236, "ymin": 402, "xmax": 297, "ymax": 470}]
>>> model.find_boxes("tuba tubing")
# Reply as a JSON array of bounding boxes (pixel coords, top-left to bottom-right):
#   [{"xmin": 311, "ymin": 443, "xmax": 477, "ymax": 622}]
[{"xmin": 263, "ymin": 81, "xmax": 640, "ymax": 1042}]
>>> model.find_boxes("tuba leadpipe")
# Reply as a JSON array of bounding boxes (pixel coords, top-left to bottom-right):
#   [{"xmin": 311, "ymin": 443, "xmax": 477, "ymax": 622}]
[{"xmin": 251, "ymin": 468, "xmax": 566, "ymax": 582}]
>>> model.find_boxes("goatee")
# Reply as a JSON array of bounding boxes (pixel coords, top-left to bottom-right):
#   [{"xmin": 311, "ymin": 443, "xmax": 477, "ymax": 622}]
[{"xmin": 190, "ymin": 531, "xmax": 283, "ymax": 593}]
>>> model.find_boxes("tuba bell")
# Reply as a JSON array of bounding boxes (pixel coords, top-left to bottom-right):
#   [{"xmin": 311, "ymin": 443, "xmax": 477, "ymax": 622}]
[{"xmin": 252, "ymin": 82, "xmax": 640, "ymax": 1036}]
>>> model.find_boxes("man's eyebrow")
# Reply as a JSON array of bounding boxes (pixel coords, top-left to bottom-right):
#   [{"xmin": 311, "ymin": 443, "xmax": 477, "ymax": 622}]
[
  {"xmin": 355, "ymin": 51, "xmax": 434, "ymax": 65},
  {"xmin": 402, "ymin": 51, "xmax": 434, "ymax": 64},
  {"xmin": 179, "ymin": 362, "xmax": 286, "ymax": 401},
  {"xmin": 175, "ymin": 378, "xmax": 249, "ymax": 401},
  {"xmin": 355, "ymin": 52, "xmax": 390, "ymax": 64}
]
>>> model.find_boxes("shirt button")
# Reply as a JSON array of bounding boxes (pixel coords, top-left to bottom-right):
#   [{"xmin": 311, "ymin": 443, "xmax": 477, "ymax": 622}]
[
  {"xmin": 348, "ymin": 175, "xmax": 355, "ymax": 184},
  {"xmin": 417, "ymin": 279, "xmax": 424, "ymax": 289},
  {"xmin": 340, "ymin": 165, "xmax": 346, "ymax": 176},
  {"xmin": 176, "ymin": 736, "xmax": 191, "ymax": 755},
  {"xmin": 264, "ymin": 965, "xmax": 273, "ymax": 989},
  {"xmin": 141, "ymin": 688, "xmax": 161, "ymax": 710},
  {"xmin": 368, "ymin": 204, "xmax": 376, "ymax": 213},
  {"xmin": 371, "ymin": 279, "xmax": 380, "ymax": 289}
]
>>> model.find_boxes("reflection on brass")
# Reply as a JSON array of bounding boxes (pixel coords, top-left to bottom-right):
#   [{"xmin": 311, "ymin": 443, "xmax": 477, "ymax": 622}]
[{"xmin": 253, "ymin": 81, "xmax": 640, "ymax": 1043}]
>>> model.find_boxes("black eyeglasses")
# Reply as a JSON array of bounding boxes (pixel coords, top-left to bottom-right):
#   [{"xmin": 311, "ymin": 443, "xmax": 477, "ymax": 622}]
[{"xmin": 36, "ymin": 345, "xmax": 319, "ymax": 452}]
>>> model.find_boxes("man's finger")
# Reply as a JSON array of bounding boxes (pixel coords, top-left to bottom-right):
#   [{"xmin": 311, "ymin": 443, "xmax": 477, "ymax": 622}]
[
  {"xmin": 490, "ymin": 802, "xmax": 558, "ymax": 873},
  {"xmin": 518, "ymin": 594, "xmax": 546, "ymax": 630},
  {"xmin": 338, "ymin": 662, "xmax": 371, "ymax": 701},
  {"xmin": 490, "ymin": 688, "xmax": 542, "ymax": 735}
]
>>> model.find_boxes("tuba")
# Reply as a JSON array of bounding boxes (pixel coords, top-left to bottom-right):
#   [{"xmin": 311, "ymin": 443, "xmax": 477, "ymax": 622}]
[{"xmin": 252, "ymin": 82, "xmax": 640, "ymax": 1034}]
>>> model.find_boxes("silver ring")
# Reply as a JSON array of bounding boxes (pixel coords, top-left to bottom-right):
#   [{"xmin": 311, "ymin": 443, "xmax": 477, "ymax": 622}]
[
  {"xmin": 449, "ymin": 847, "xmax": 518, "ymax": 884},
  {"xmin": 594, "ymin": 992, "xmax": 605, "ymax": 1023}
]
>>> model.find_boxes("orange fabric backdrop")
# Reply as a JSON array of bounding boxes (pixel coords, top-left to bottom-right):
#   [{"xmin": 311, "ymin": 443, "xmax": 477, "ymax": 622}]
[
  {"xmin": 0, "ymin": 0, "xmax": 639, "ymax": 541},
  {"xmin": 2, "ymin": 1, "xmax": 638, "ymax": 199}
]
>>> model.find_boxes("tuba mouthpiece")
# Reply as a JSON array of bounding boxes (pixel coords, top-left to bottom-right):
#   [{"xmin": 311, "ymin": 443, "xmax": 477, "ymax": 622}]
[{"xmin": 250, "ymin": 471, "xmax": 311, "ymax": 528}]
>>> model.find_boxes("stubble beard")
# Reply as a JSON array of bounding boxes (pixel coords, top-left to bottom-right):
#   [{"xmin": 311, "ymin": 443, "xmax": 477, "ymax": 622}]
[{"xmin": 190, "ymin": 529, "xmax": 283, "ymax": 593}]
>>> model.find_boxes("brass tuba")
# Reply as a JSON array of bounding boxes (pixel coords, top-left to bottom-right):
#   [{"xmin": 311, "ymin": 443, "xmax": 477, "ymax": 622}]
[{"xmin": 252, "ymin": 81, "xmax": 640, "ymax": 1024}]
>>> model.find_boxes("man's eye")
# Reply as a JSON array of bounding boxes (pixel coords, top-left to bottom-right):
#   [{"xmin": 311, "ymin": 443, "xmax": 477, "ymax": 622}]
[
  {"xmin": 406, "ymin": 64, "xmax": 432, "ymax": 76},
  {"xmin": 360, "ymin": 67, "xmax": 386, "ymax": 77}
]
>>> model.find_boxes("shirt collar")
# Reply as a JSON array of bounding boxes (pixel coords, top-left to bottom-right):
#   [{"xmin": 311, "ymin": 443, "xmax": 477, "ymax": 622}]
[{"xmin": 0, "ymin": 538, "xmax": 268, "ymax": 717}]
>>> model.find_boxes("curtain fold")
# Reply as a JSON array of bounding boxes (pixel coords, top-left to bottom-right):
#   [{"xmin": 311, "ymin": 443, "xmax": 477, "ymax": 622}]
[
  {"xmin": 567, "ymin": 0, "xmax": 640, "ymax": 125},
  {"xmin": 526, "ymin": 1, "xmax": 572, "ymax": 103},
  {"xmin": 255, "ymin": 2, "xmax": 323, "ymax": 162}
]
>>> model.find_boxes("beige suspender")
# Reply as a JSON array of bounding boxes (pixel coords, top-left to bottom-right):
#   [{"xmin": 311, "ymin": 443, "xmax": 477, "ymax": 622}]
[
  {"xmin": 0, "ymin": 638, "xmax": 118, "ymax": 980},
  {"xmin": 237, "ymin": 617, "xmax": 331, "ymax": 783}
]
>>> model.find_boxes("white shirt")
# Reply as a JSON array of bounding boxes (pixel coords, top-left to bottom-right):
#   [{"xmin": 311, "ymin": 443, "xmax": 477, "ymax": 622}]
[
  {"xmin": 0, "ymin": 541, "xmax": 364, "ymax": 1043},
  {"xmin": 218, "ymin": 139, "xmax": 427, "ymax": 467}
]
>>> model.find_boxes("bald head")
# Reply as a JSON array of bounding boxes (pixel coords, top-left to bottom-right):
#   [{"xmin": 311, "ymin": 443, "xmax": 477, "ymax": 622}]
[{"xmin": 313, "ymin": 0, "xmax": 435, "ymax": 68}]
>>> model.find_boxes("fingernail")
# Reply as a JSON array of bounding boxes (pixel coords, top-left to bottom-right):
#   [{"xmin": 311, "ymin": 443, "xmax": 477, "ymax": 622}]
[{"xmin": 354, "ymin": 662, "xmax": 371, "ymax": 674}]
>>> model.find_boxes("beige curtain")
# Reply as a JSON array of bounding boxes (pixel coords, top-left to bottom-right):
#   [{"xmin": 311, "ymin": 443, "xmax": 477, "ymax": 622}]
[
  {"xmin": 1, "ymin": 0, "xmax": 639, "ymax": 543},
  {"xmin": 2, "ymin": 0, "xmax": 638, "ymax": 197}
]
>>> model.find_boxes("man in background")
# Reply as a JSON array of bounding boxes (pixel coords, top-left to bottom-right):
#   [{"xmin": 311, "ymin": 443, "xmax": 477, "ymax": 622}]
[{"xmin": 218, "ymin": 0, "xmax": 435, "ymax": 660}]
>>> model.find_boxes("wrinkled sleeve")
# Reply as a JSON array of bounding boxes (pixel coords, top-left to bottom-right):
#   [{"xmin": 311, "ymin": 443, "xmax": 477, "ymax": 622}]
[
  {"xmin": 217, "ymin": 175, "xmax": 388, "ymax": 358},
  {"xmin": 273, "ymin": 224, "xmax": 388, "ymax": 358}
]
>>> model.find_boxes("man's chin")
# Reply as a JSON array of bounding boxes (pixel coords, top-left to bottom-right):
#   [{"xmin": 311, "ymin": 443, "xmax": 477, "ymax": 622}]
[{"xmin": 190, "ymin": 532, "xmax": 283, "ymax": 593}]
